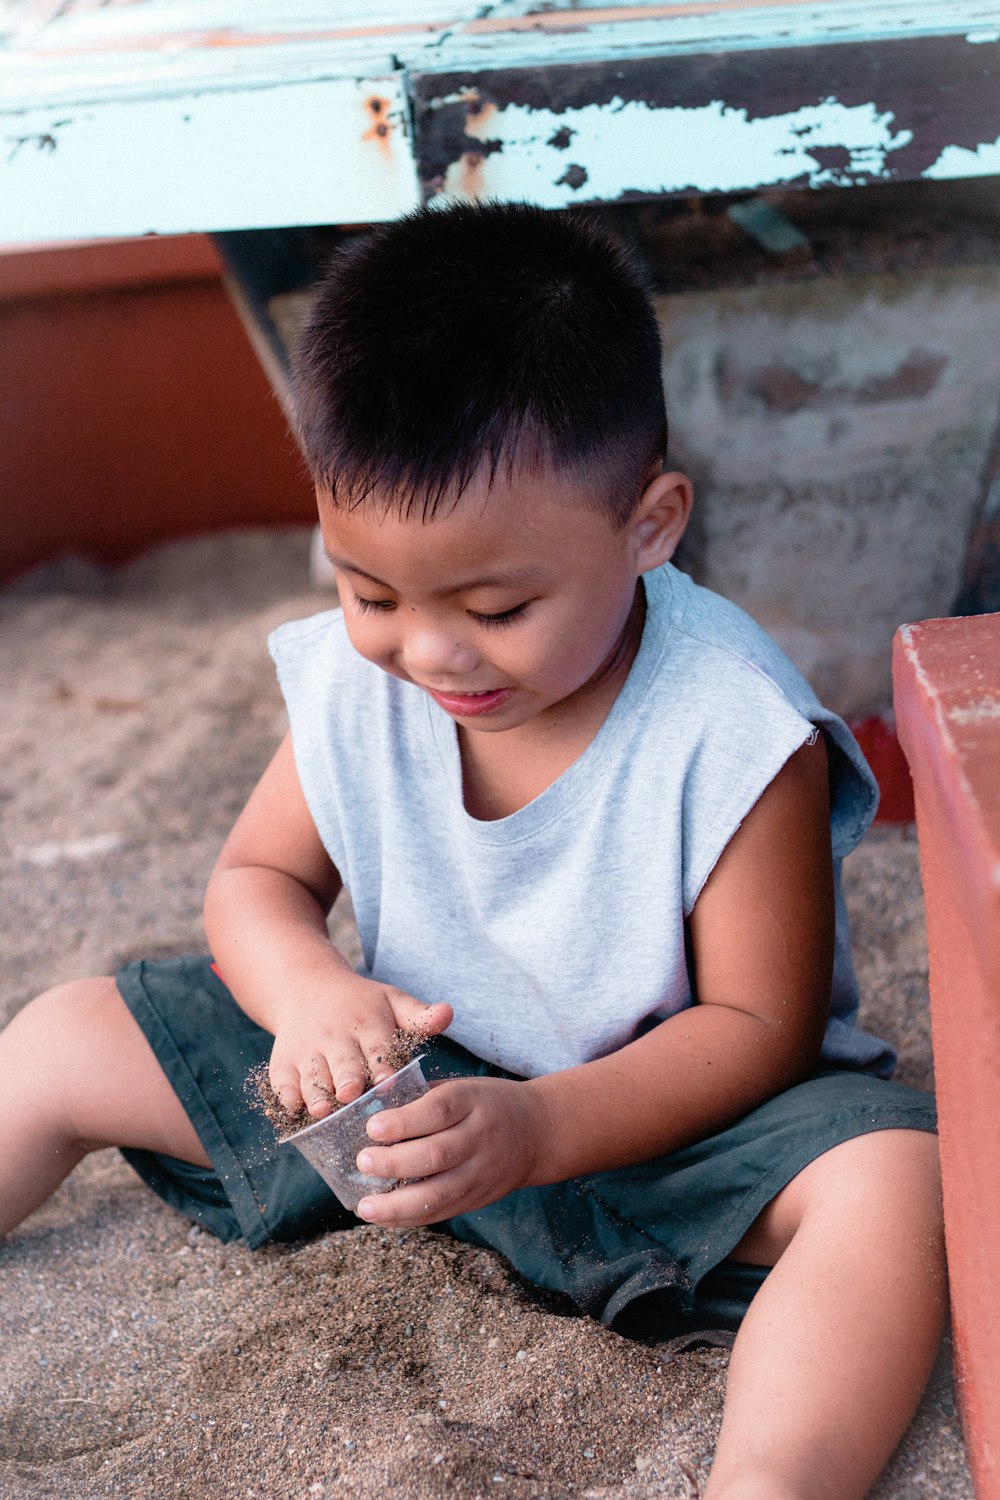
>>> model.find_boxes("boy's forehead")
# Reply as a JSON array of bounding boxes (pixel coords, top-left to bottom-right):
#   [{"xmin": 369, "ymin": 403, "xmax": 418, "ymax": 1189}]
[
  {"xmin": 315, "ymin": 462, "xmax": 604, "ymax": 528},
  {"xmin": 320, "ymin": 503, "xmax": 551, "ymax": 582},
  {"xmin": 316, "ymin": 472, "xmax": 617, "ymax": 588}
]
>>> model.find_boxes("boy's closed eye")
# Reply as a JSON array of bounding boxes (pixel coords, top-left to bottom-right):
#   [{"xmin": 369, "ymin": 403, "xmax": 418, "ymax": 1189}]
[
  {"xmin": 350, "ymin": 592, "xmax": 395, "ymax": 614},
  {"xmin": 468, "ymin": 603, "xmax": 529, "ymax": 628},
  {"xmin": 350, "ymin": 591, "xmax": 530, "ymax": 628}
]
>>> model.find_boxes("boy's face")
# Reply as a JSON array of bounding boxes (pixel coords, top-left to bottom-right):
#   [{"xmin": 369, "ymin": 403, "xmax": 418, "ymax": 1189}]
[{"xmin": 317, "ymin": 467, "xmax": 688, "ymax": 735}]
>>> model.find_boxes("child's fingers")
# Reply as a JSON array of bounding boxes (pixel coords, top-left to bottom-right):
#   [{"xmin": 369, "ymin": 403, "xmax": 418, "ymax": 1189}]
[
  {"xmin": 302, "ymin": 1053, "xmax": 336, "ymax": 1119},
  {"xmin": 324, "ymin": 1040, "xmax": 372, "ymax": 1104},
  {"xmin": 352, "ymin": 1017, "xmax": 415, "ymax": 1086},
  {"xmin": 385, "ymin": 994, "xmax": 454, "ymax": 1039},
  {"xmin": 366, "ymin": 1081, "xmax": 463, "ymax": 1145},
  {"xmin": 356, "ymin": 1121, "xmax": 466, "ymax": 1186},
  {"xmin": 356, "ymin": 1161, "xmax": 479, "ymax": 1227},
  {"xmin": 268, "ymin": 1060, "xmax": 305, "ymax": 1117}
]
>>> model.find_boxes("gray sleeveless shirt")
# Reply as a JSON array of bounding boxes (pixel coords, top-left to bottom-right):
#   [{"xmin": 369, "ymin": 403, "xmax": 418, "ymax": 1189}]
[{"xmin": 269, "ymin": 563, "xmax": 893, "ymax": 1079}]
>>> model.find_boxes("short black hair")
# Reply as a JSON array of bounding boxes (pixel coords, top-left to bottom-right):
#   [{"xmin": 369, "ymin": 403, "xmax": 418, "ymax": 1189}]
[{"xmin": 292, "ymin": 200, "xmax": 667, "ymax": 525}]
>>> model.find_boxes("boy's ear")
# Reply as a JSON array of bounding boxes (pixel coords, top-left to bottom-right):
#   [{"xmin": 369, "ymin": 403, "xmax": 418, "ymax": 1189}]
[{"xmin": 630, "ymin": 471, "xmax": 693, "ymax": 573}]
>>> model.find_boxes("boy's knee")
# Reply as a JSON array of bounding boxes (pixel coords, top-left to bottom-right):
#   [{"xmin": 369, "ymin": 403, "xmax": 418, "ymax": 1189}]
[
  {"xmin": 740, "ymin": 1127, "xmax": 942, "ymax": 1265},
  {"xmin": 799, "ymin": 1127, "xmax": 943, "ymax": 1233},
  {"xmin": 5, "ymin": 976, "xmax": 121, "ymax": 1107},
  {"xmin": 20, "ymin": 975, "xmax": 120, "ymax": 1035}
]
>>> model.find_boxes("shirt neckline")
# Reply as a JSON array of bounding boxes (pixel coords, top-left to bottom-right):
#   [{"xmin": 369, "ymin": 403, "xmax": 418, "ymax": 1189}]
[{"xmin": 425, "ymin": 564, "xmax": 680, "ymax": 845}]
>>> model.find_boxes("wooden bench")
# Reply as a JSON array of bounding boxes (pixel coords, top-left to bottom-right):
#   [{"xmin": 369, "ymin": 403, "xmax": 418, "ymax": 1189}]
[
  {"xmin": 2, "ymin": 1, "xmax": 999, "ymax": 243},
  {"xmin": 894, "ymin": 614, "xmax": 1000, "ymax": 1500}
]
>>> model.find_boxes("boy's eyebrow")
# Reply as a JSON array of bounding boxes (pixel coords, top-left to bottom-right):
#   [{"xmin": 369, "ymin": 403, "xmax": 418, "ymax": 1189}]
[{"xmin": 326, "ymin": 556, "xmax": 547, "ymax": 593}]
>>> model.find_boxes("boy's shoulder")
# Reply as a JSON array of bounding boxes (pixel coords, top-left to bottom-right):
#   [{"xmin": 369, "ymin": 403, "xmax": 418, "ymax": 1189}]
[
  {"xmin": 268, "ymin": 605, "xmax": 424, "ymax": 749},
  {"xmin": 269, "ymin": 605, "xmax": 370, "ymax": 686},
  {"xmin": 645, "ymin": 566, "xmax": 878, "ymax": 858},
  {"xmin": 654, "ymin": 567, "xmax": 805, "ymax": 687},
  {"xmin": 268, "ymin": 605, "xmax": 347, "ymax": 655},
  {"xmin": 646, "ymin": 565, "xmax": 818, "ymax": 720}
]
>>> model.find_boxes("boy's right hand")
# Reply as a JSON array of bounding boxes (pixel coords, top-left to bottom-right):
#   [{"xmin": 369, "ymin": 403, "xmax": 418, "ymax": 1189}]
[{"xmin": 267, "ymin": 972, "xmax": 452, "ymax": 1120}]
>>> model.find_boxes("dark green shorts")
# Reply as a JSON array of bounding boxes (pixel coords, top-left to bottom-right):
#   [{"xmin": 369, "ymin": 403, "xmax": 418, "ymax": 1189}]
[{"xmin": 117, "ymin": 956, "xmax": 937, "ymax": 1337}]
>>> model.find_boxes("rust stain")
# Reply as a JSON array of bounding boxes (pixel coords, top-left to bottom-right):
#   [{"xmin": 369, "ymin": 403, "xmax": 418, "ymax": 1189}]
[
  {"xmin": 362, "ymin": 94, "xmax": 395, "ymax": 154},
  {"xmin": 19, "ymin": 21, "xmax": 448, "ymax": 57},
  {"xmin": 456, "ymin": 150, "xmax": 487, "ymax": 198},
  {"xmin": 466, "ymin": 96, "xmax": 496, "ymax": 125},
  {"xmin": 445, "ymin": 87, "xmax": 487, "ymax": 120},
  {"xmin": 467, "ymin": 0, "xmax": 835, "ymax": 35}
]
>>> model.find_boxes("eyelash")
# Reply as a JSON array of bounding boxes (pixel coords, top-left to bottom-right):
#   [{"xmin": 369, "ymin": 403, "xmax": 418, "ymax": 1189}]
[
  {"xmin": 351, "ymin": 595, "xmax": 528, "ymax": 628},
  {"xmin": 471, "ymin": 603, "xmax": 528, "ymax": 629},
  {"xmin": 352, "ymin": 595, "xmax": 393, "ymax": 615}
]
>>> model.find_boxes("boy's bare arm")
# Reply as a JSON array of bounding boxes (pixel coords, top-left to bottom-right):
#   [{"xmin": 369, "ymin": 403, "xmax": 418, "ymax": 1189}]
[
  {"xmin": 203, "ymin": 733, "xmax": 452, "ymax": 1114},
  {"xmin": 355, "ymin": 735, "xmax": 835, "ymax": 1222},
  {"xmin": 527, "ymin": 733, "xmax": 834, "ymax": 1181}
]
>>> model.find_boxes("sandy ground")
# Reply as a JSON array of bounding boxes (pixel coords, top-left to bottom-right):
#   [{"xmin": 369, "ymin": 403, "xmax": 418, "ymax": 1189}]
[{"xmin": 0, "ymin": 530, "xmax": 969, "ymax": 1498}]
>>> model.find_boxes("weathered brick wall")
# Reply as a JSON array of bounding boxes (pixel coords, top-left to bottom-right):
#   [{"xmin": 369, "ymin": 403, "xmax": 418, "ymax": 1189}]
[{"xmin": 658, "ymin": 265, "xmax": 1000, "ymax": 717}]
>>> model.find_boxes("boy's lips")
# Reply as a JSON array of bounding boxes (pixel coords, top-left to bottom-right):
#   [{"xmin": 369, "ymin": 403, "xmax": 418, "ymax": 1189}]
[{"xmin": 424, "ymin": 686, "xmax": 513, "ymax": 717}]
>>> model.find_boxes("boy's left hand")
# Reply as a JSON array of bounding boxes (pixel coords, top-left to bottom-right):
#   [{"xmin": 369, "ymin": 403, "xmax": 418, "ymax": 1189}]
[{"xmin": 352, "ymin": 1077, "xmax": 547, "ymax": 1226}]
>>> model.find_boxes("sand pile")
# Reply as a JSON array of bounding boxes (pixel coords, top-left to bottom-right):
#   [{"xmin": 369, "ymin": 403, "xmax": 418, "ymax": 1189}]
[{"xmin": 0, "ymin": 529, "xmax": 970, "ymax": 1497}]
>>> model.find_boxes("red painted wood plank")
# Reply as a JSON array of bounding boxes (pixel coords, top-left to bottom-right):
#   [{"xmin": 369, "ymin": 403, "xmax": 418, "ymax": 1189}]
[
  {"xmin": 893, "ymin": 613, "xmax": 1000, "ymax": 1500},
  {"xmin": 848, "ymin": 716, "xmax": 916, "ymax": 824}
]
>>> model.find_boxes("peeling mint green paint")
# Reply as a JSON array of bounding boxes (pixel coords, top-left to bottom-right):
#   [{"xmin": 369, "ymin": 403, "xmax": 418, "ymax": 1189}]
[
  {"xmin": 1, "ymin": 1, "xmax": 998, "ymax": 241},
  {"xmin": 924, "ymin": 135, "xmax": 1000, "ymax": 180},
  {"xmin": 444, "ymin": 96, "xmax": 915, "ymax": 206},
  {"xmin": 0, "ymin": 74, "xmax": 419, "ymax": 241}
]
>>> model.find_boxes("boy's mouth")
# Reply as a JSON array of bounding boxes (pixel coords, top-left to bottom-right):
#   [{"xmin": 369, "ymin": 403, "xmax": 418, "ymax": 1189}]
[{"xmin": 424, "ymin": 686, "xmax": 513, "ymax": 717}]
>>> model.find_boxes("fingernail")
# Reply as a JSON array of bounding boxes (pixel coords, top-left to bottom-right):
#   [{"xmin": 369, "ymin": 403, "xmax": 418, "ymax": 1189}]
[
  {"xmin": 368, "ymin": 1117, "xmax": 385, "ymax": 1139},
  {"xmin": 356, "ymin": 1198, "xmax": 375, "ymax": 1219},
  {"xmin": 357, "ymin": 1151, "xmax": 373, "ymax": 1173}
]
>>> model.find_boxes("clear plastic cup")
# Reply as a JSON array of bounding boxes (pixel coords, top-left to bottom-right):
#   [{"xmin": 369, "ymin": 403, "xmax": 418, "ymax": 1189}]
[{"xmin": 283, "ymin": 1056, "xmax": 427, "ymax": 1212}]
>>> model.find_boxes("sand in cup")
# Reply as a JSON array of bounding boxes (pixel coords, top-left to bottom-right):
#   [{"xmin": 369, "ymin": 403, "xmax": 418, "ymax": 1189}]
[{"xmin": 284, "ymin": 1057, "xmax": 428, "ymax": 1212}]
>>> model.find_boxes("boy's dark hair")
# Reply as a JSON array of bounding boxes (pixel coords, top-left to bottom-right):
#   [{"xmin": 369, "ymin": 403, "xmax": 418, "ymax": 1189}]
[{"xmin": 292, "ymin": 200, "xmax": 667, "ymax": 526}]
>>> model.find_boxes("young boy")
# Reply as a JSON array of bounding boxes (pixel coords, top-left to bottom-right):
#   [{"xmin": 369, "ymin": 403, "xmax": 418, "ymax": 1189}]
[{"xmin": 2, "ymin": 203, "xmax": 943, "ymax": 1499}]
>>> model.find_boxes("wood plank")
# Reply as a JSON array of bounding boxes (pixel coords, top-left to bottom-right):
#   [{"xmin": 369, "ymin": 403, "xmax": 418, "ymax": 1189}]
[
  {"xmin": 0, "ymin": 70, "xmax": 419, "ymax": 240},
  {"xmin": 2, "ymin": 2, "xmax": 998, "ymax": 241},
  {"xmin": 413, "ymin": 32, "xmax": 1000, "ymax": 204},
  {"xmin": 894, "ymin": 615, "xmax": 1000, "ymax": 1500}
]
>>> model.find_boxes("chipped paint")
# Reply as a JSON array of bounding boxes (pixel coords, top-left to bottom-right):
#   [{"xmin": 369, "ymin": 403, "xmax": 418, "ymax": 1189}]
[
  {"xmin": 924, "ymin": 133, "xmax": 1000, "ymax": 179},
  {"xmin": 442, "ymin": 94, "xmax": 914, "ymax": 206},
  {"xmin": 2, "ymin": 3, "xmax": 1000, "ymax": 240},
  {"xmin": 948, "ymin": 698, "xmax": 1000, "ymax": 725},
  {"xmin": 0, "ymin": 74, "xmax": 419, "ymax": 241}
]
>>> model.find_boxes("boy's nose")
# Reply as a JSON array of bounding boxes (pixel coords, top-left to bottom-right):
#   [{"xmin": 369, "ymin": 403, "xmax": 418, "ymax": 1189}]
[{"xmin": 401, "ymin": 623, "xmax": 479, "ymax": 682}]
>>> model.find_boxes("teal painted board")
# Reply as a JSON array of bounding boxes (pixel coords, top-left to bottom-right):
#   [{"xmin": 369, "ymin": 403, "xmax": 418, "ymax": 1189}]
[
  {"xmin": 1, "ymin": 1, "xmax": 999, "ymax": 242},
  {"xmin": 413, "ymin": 29, "xmax": 1000, "ymax": 205}
]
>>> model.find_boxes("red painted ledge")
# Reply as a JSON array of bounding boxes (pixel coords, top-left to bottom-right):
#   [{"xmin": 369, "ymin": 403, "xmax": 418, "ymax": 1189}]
[
  {"xmin": 848, "ymin": 715, "xmax": 915, "ymax": 824},
  {"xmin": 893, "ymin": 613, "xmax": 1000, "ymax": 1500}
]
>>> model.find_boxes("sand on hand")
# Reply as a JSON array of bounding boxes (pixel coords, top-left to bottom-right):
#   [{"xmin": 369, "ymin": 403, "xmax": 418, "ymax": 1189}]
[{"xmin": 0, "ymin": 530, "xmax": 970, "ymax": 1498}]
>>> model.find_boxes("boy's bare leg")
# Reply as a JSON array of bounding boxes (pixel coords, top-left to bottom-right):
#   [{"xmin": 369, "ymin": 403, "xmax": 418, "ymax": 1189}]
[
  {"xmin": 0, "ymin": 978, "xmax": 210, "ymax": 1237},
  {"xmin": 704, "ymin": 1129, "xmax": 946, "ymax": 1500}
]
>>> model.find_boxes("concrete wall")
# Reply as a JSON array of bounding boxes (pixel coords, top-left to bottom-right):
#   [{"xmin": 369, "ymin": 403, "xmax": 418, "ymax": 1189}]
[{"xmin": 658, "ymin": 265, "xmax": 1000, "ymax": 717}]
